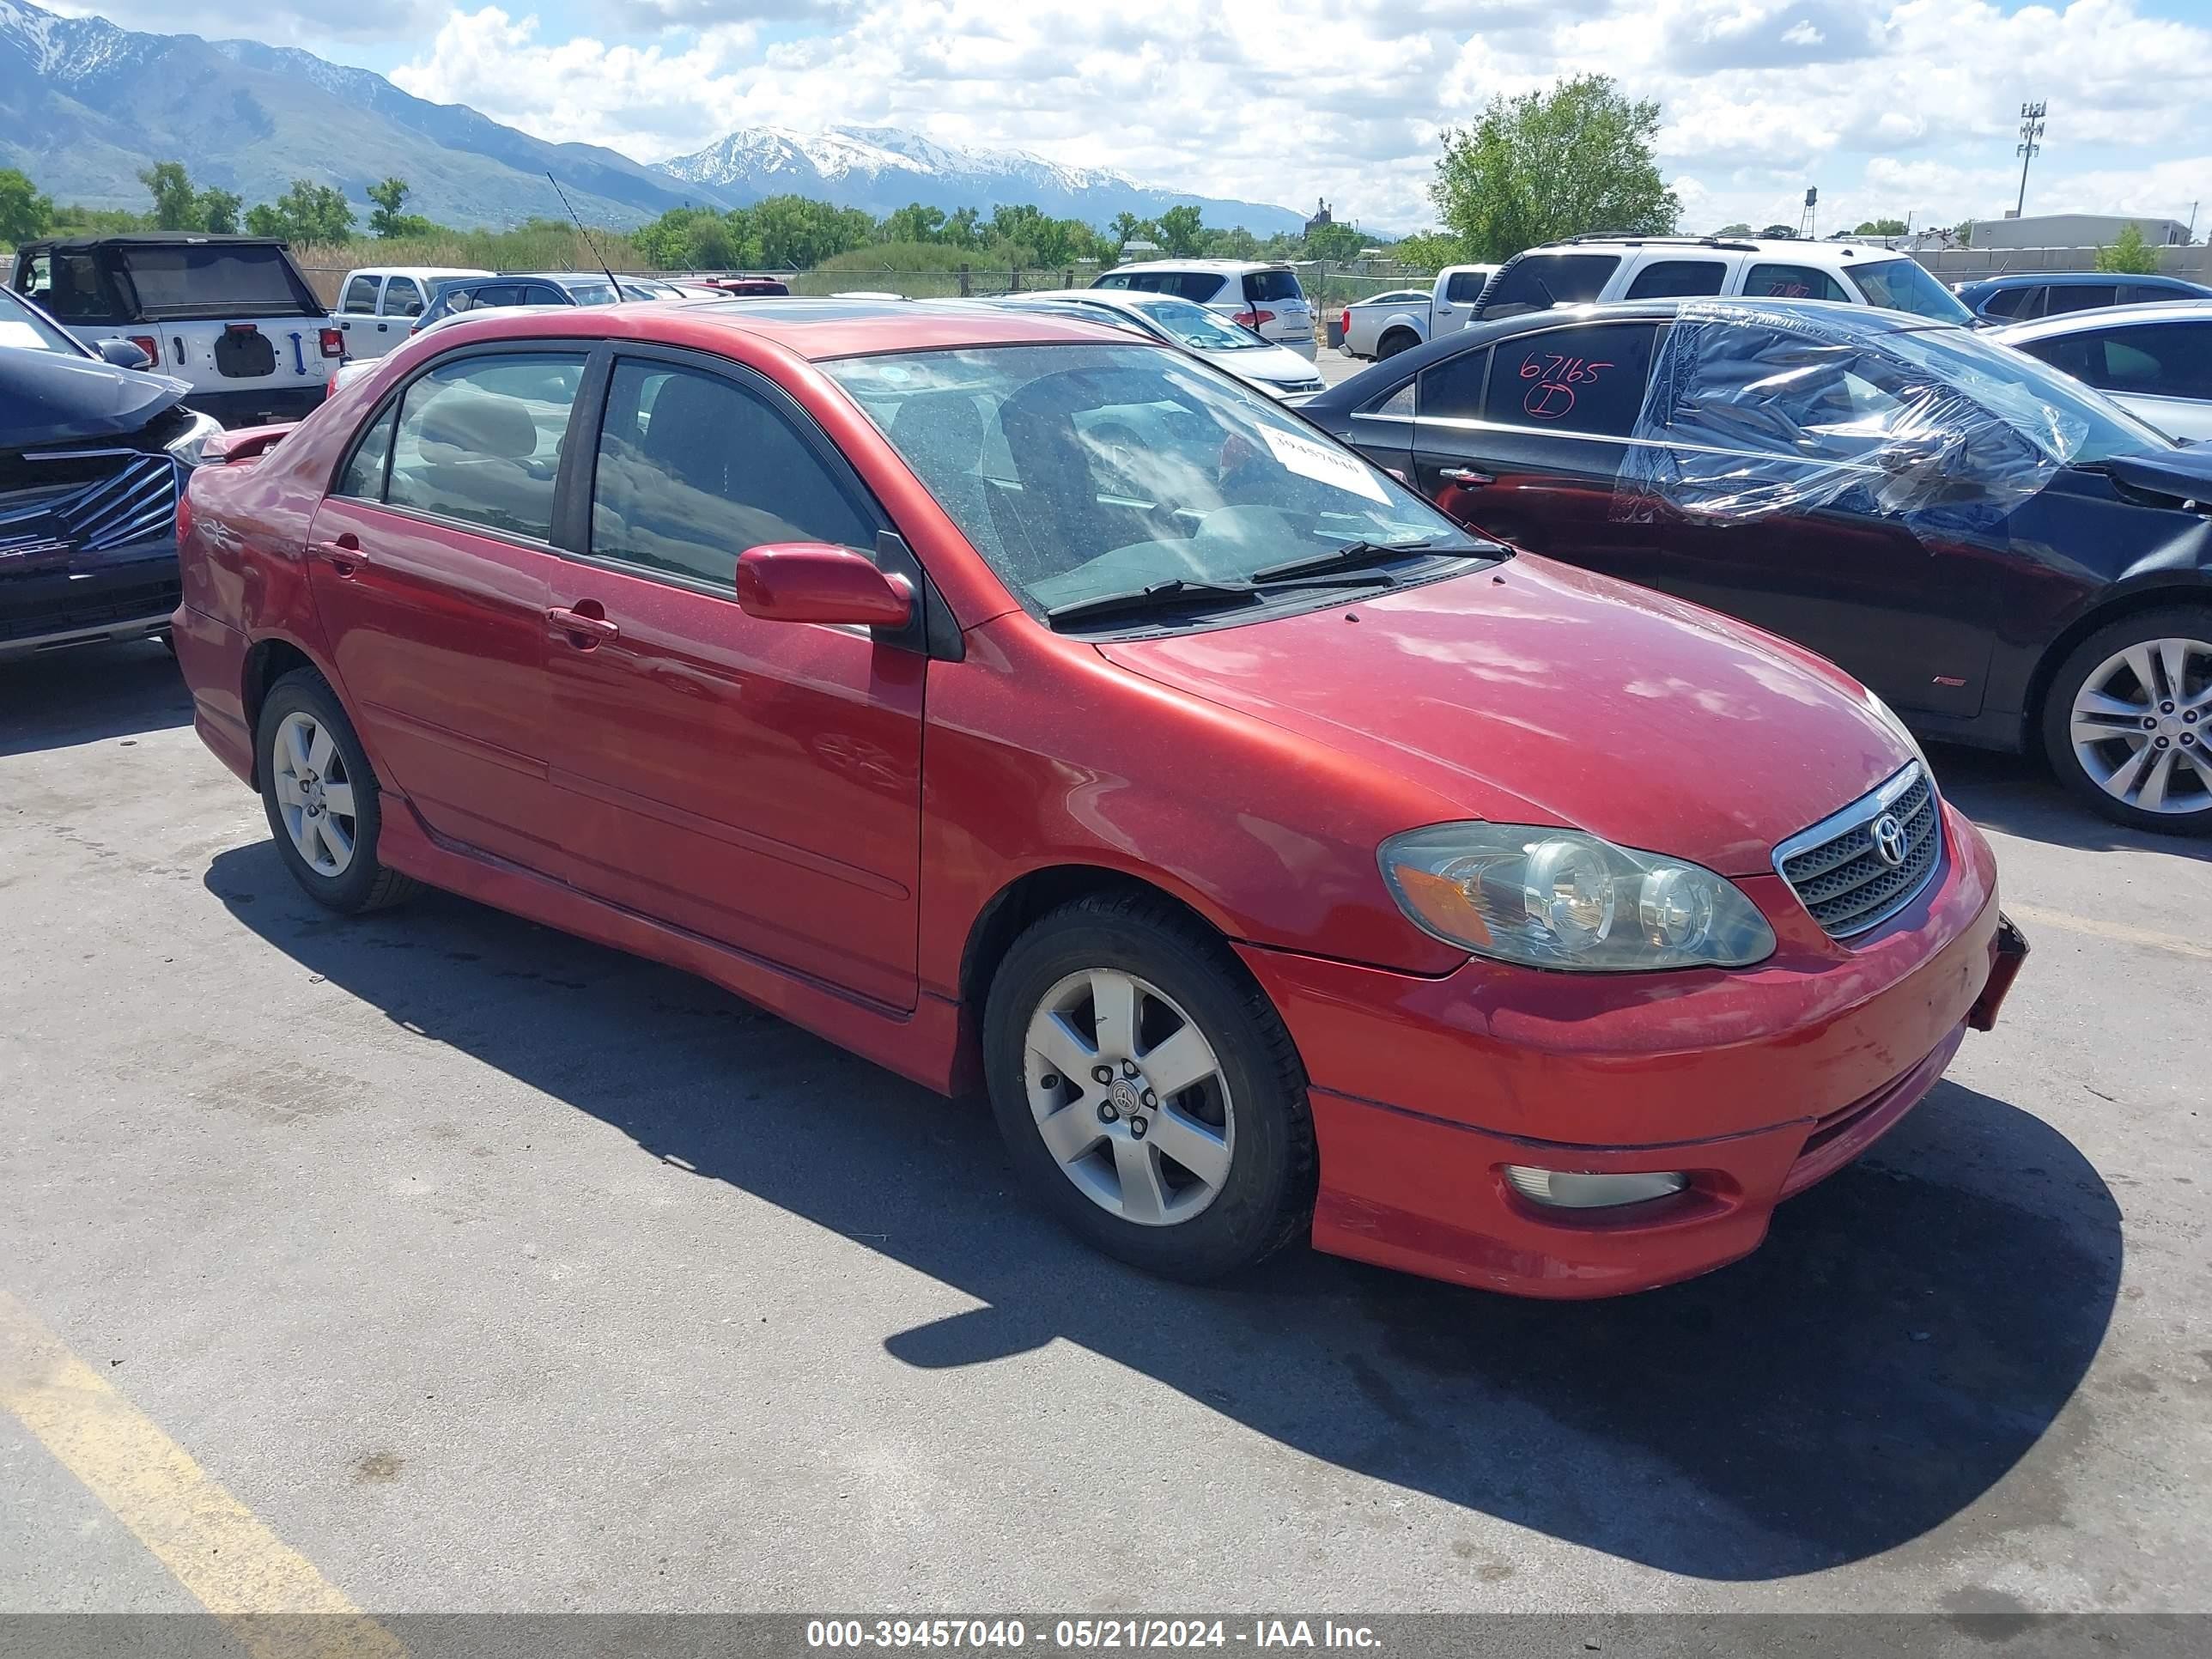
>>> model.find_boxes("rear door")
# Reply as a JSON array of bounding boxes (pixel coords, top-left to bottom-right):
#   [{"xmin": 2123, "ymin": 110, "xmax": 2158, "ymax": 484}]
[
  {"xmin": 305, "ymin": 347, "xmax": 588, "ymax": 870},
  {"xmin": 1408, "ymin": 319, "xmax": 1661, "ymax": 570},
  {"xmin": 335, "ymin": 274, "xmax": 385, "ymax": 358},
  {"xmin": 543, "ymin": 348, "xmax": 925, "ymax": 1008}
]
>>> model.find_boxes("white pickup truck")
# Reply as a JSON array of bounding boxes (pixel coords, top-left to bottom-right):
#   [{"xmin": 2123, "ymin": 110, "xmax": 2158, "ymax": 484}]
[
  {"xmin": 1338, "ymin": 264, "xmax": 1498, "ymax": 360},
  {"xmin": 10, "ymin": 232, "xmax": 340, "ymax": 428}
]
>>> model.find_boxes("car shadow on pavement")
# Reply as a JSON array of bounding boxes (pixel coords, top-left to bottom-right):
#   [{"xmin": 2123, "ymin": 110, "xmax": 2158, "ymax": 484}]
[
  {"xmin": 1931, "ymin": 742, "xmax": 2210, "ymax": 862},
  {"xmin": 205, "ymin": 842, "xmax": 2122, "ymax": 1584},
  {"xmin": 0, "ymin": 642, "xmax": 192, "ymax": 758}
]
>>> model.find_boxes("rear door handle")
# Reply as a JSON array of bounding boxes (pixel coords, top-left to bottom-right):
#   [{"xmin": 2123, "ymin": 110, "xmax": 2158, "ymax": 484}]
[
  {"xmin": 311, "ymin": 536, "xmax": 367, "ymax": 575},
  {"xmin": 548, "ymin": 605, "xmax": 619, "ymax": 646},
  {"xmin": 1438, "ymin": 467, "xmax": 1494, "ymax": 486}
]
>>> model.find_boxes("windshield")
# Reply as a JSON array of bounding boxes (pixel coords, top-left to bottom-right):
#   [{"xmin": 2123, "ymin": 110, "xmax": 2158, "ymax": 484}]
[
  {"xmin": 1850, "ymin": 258, "xmax": 1975, "ymax": 325},
  {"xmin": 1122, "ymin": 295, "xmax": 1267, "ymax": 351},
  {"xmin": 826, "ymin": 343, "xmax": 1480, "ymax": 620},
  {"xmin": 1893, "ymin": 325, "xmax": 2172, "ymax": 460},
  {"xmin": 0, "ymin": 287, "xmax": 83, "ymax": 355}
]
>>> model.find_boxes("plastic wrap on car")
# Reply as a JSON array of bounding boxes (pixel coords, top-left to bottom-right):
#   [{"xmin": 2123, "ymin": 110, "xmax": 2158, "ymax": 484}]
[{"xmin": 1611, "ymin": 301, "xmax": 2087, "ymax": 535}]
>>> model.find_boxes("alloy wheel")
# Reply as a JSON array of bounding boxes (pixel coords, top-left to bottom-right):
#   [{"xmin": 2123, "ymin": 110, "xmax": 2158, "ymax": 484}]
[
  {"xmin": 270, "ymin": 709, "xmax": 358, "ymax": 876},
  {"xmin": 1022, "ymin": 968, "xmax": 1235, "ymax": 1227},
  {"xmin": 2067, "ymin": 635, "xmax": 2212, "ymax": 816}
]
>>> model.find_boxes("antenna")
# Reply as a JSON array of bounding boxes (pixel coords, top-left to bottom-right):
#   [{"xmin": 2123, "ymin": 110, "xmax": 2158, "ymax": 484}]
[
  {"xmin": 545, "ymin": 172, "xmax": 622, "ymax": 294},
  {"xmin": 2014, "ymin": 101, "xmax": 2046, "ymax": 218}
]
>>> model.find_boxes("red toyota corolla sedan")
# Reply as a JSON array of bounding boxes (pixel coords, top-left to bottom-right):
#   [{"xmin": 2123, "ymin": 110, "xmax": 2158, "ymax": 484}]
[{"xmin": 172, "ymin": 299, "xmax": 2027, "ymax": 1297}]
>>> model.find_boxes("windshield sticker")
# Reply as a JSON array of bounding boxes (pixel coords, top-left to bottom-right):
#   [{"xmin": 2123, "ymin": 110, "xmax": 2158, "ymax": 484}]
[{"xmin": 1261, "ymin": 426, "xmax": 1389, "ymax": 502}]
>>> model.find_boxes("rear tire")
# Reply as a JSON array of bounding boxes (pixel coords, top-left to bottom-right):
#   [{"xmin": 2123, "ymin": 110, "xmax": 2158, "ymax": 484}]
[
  {"xmin": 2039, "ymin": 605, "xmax": 2212, "ymax": 834},
  {"xmin": 982, "ymin": 890, "xmax": 1316, "ymax": 1281},
  {"xmin": 1377, "ymin": 328, "xmax": 1420, "ymax": 360},
  {"xmin": 255, "ymin": 668, "xmax": 420, "ymax": 911}
]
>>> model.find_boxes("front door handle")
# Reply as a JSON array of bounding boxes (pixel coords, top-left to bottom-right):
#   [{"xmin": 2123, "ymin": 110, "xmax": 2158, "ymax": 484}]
[
  {"xmin": 1438, "ymin": 467, "xmax": 1494, "ymax": 486},
  {"xmin": 311, "ymin": 535, "xmax": 367, "ymax": 576},
  {"xmin": 548, "ymin": 604, "xmax": 619, "ymax": 647}
]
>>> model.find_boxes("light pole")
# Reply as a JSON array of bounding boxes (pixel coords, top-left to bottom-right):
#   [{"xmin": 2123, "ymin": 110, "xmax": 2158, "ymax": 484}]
[{"xmin": 2015, "ymin": 101, "xmax": 2046, "ymax": 218}]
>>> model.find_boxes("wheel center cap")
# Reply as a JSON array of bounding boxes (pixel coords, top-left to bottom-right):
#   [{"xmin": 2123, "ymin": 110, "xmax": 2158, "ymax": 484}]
[{"xmin": 1108, "ymin": 1078, "xmax": 1143, "ymax": 1116}]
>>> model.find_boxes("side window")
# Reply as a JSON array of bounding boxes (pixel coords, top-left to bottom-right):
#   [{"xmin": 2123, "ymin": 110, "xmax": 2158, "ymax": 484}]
[
  {"xmin": 1176, "ymin": 274, "xmax": 1230, "ymax": 303},
  {"xmin": 1474, "ymin": 254, "xmax": 1620, "ymax": 318},
  {"xmin": 2045, "ymin": 283, "xmax": 2118, "ymax": 315},
  {"xmin": 1442, "ymin": 270, "xmax": 1488, "ymax": 303},
  {"xmin": 2123, "ymin": 284, "xmax": 2177, "ymax": 306},
  {"xmin": 524, "ymin": 284, "xmax": 568, "ymax": 306},
  {"xmin": 384, "ymin": 277, "xmax": 424, "ymax": 317},
  {"xmin": 1480, "ymin": 324, "xmax": 1657, "ymax": 437},
  {"xmin": 1744, "ymin": 264, "xmax": 1850, "ymax": 302},
  {"xmin": 2074, "ymin": 324, "xmax": 2212, "ymax": 399},
  {"xmin": 1362, "ymin": 380, "xmax": 1417, "ymax": 418},
  {"xmin": 1626, "ymin": 259, "xmax": 1727, "ymax": 300},
  {"xmin": 42, "ymin": 252, "xmax": 113, "ymax": 321},
  {"xmin": 385, "ymin": 352, "xmax": 586, "ymax": 541},
  {"xmin": 341, "ymin": 275, "xmax": 381, "ymax": 314},
  {"xmin": 1415, "ymin": 347, "xmax": 1491, "ymax": 420},
  {"xmin": 22, "ymin": 254, "xmax": 53, "ymax": 300},
  {"xmin": 334, "ymin": 404, "xmax": 398, "ymax": 500},
  {"xmin": 1978, "ymin": 286, "xmax": 2031, "ymax": 319},
  {"xmin": 588, "ymin": 361, "xmax": 874, "ymax": 586}
]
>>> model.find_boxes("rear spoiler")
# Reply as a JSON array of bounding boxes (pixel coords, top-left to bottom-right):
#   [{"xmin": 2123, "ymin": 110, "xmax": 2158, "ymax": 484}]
[{"xmin": 201, "ymin": 422, "xmax": 297, "ymax": 464}]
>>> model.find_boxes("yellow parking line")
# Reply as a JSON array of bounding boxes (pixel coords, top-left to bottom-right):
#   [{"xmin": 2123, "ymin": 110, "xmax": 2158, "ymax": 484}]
[
  {"xmin": 2007, "ymin": 902, "xmax": 2212, "ymax": 962},
  {"xmin": 0, "ymin": 1290, "xmax": 404, "ymax": 1659}
]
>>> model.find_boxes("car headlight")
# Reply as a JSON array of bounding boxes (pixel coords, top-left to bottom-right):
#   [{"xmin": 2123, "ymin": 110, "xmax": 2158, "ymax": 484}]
[
  {"xmin": 164, "ymin": 409, "xmax": 225, "ymax": 468},
  {"xmin": 1378, "ymin": 823, "xmax": 1776, "ymax": 971}
]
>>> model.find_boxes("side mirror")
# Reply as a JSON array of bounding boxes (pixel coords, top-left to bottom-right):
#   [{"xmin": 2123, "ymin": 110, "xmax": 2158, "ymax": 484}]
[
  {"xmin": 97, "ymin": 337, "xmax": 152, "ymax": 370},
  {"xmin": 736, "ymin": 544, "xmax": 914, "ymax": 628}
]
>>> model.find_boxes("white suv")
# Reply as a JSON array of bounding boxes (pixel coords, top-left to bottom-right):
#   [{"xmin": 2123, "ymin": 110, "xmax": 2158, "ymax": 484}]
[
  {"xmin": 1470, "ymin": 236, "xmax": 1977, "ymax": 326},
  {"xmin": 1091, "ymin": 259, "xmax": 1316, "ymax": 360}
]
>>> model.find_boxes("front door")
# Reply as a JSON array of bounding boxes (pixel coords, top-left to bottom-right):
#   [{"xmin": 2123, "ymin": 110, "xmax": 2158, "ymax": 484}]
[
  {"xmin": 306, "ymin": 347, "xmax": 587, "ymax": 867},
  {"xmin": 544, "ymin": 350, "xmax": 925, "ymax": 1010}
]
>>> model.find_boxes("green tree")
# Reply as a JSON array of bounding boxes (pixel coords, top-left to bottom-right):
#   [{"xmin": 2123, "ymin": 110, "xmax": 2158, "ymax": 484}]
[
  {"xmin": 1156, "ymin": 204, "xmax": 1205, "ymax": 256},
  {"xmin": 942, "ymin": 205, "xmax": 981, "ymax": 249},
  {"xmin": 139, "ymin": 161, "xmax": 203, "ymax": 230},
  {"xmin": 880, "ymin": 202, "xmax": 948, "ymax": 244},
  {"xmin": 367, "ymin": 178, "xmax": 435, "ymax": 240},
  {"xmin": 0, "ymin": 167, "xmax": 55, "ymax": 245},
  {"xmin": 197, "ymin": 188, "xmax": 242, "ymax": 234},
  {"xmin": 1431, "ymin": 74, "xmax": 1678, "ymax": 261},
  {"xmin": 1303, "ymin": 220, "xmax": 1364, "ymax": 262},
  {"xmin": 2094, "ymin": 222, "xmax": 2161, "ymax": 275},
  {"xmin": 1716, "ymin": 222, "xmax": 1753, "ymax": 236},
  {"xmin": 1388, "ymin": 230, "xmax": 1467, "ymax": 271},
  {"xmin": 750, "ymin": 195, "xmax": 874, "ymax": 268},
  {"xmin": 1203, "ymin": 226, "xmax": 1262, "ymax": 260},
  {"xmin": 1853, "ymin": 217, "xmax": 1907, "ymax": 236},
  {"xmin": 246, "ymin": 179, "xmax": 356, "ymax": 242},
  {"xmin": 1954, "ymin": 218, "xmax": 1977, "ymax": 246},
  {"xmin": 1109, "ymin": 210, "xmax": 1153, "ymax": 252}
]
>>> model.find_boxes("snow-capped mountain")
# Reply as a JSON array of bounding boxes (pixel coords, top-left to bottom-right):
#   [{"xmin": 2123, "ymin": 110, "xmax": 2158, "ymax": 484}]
[{"xmin": 661, "ymin": 123, "xmax": 1307, "ymax": 235}]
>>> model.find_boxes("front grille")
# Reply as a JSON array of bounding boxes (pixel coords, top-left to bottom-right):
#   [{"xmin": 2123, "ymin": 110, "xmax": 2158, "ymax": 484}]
[
  {"xmin": 1, "ymin": 451, "xmax": 179, "ymax": 560},
  {"xmin": 1776, "ymin": 763, "xmax": 1943, "ymax": 939}
]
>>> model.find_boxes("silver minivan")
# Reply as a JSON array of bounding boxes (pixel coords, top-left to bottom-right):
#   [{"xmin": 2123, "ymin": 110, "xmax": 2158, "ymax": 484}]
[{"xmin": 1091, "ymin": 259, "xmax": 1316, "ymax": 361}]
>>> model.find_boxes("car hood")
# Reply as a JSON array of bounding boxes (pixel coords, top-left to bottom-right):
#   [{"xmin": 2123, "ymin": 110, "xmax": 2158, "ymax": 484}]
[
  {"xmin": 1097, "ymin": 555, "xmax": 1917, "ymax": 877},
  {"xmin": 2101, "ymin": 444, "xmax": 2212, "ymax": 502},
  {"xmin": 1218, "ymin": 344, "xmax": 1320, "ymax": 384},
  {"xmin": 0, "ymin": 347, "xmax": 189, "ymax": 447}
]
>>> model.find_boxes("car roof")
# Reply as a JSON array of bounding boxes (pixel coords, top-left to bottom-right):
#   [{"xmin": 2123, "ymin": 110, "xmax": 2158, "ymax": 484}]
[
  {"xmin": 1996, "ymin": 298, "xmax": 2212, "ymax": 337},
  {"xmin": 416, "ymin": 295, "xmax": 1142, "ymax": 361},
  {"xmin": 348, "ymin": 266, "xmax": 492, "ymax": 279},
  {"xmin": 1522, "ymin": 235, "xmax": 1906, "ymax": 264},
  {"xmin": 15, "ymin": 231, "xmax": 293, "ymax": 253},
  {"xmin": 1304, "ymin": 296, "xmax": 1941, "ymax": 409},
  {"xmin": 1100, "ymin": 258, "xmax": 1291, "ymax": 273},
  {"xmin": 1968, "ymin": 270, "xmax": 2203, "ymax": 289}
]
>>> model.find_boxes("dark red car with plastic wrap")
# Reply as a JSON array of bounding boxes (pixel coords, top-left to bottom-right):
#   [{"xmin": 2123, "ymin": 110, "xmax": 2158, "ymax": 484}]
[{"xmin": 170, "ymin": 297, "xmax": 2027, "ymax": 1297}]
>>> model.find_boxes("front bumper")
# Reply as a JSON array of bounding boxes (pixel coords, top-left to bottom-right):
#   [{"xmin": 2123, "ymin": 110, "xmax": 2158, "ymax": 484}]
[
  {"xmin": 1, "ymin": 550, "xmax": 179, "ymax": 660},
  {"xmin": 1240, "ymin": 803, "xmax": 2024, "ymax": 1297}
]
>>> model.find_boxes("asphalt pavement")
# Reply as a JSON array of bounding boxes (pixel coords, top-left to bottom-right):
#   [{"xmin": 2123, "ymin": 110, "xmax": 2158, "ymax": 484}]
[{"xmin": 2, "ymin": 637, "xmax": 2206, "ymax": 1620}]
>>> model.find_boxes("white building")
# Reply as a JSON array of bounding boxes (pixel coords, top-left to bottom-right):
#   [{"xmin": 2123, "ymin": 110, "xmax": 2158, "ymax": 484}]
[{"xmin": 1975, "ymin": 213, "xmax": 2191, "ymax": 250}]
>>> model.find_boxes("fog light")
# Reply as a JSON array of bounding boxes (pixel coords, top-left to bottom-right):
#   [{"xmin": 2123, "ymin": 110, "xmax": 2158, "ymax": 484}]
[{"xmin": 1504, "ymin": 1167, "xmax": 1689, "ymax": 1209}]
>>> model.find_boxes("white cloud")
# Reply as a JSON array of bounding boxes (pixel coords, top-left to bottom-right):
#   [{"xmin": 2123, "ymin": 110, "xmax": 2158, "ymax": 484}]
[{"xmin": 373, "ymin": 0, "xmax": 2212, "ymax": 234}]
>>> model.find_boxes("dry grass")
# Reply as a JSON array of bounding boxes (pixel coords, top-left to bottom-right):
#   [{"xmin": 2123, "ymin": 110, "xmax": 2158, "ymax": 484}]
[{"xmin": 289, "ymin": 228, "xmax": 654, "ymax": 304}]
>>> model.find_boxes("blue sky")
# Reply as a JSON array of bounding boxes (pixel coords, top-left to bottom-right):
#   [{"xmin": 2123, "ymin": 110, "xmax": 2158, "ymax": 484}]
[{"xmin": 52, "ymin": 0, "xmax": 2212, "ymax": 235}]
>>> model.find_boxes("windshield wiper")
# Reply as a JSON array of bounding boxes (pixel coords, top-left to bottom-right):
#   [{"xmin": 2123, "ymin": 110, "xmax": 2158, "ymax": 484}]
[
  {"xmin": 1249, "ymin": 538, "xmax": 1493, "ymax": 584},
  {"xmin": 1044, "ymin": 580, "xmax": 1261, "ymax": 629}
]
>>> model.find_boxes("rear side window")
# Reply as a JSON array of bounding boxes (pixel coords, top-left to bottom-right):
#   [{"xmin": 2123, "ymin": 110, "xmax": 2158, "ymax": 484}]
[
  {"xmin": 1092, "ymin": 273, "xmax": 1132, "ymax": 289},
  {"xmin": 384, "ymin": 277, "xmax": 424, "ymax": 317},
  {"xmin": 2045, "ymin": 283, "xmax": 2118, "ymax": 315},
  {"xmin": 1474, "ymin": 254, "xmax": 1620, "ymax": 319},
  {"xmin": 1417, "ymin": 347, "xmax": 1491, "ymax": 420},
  {"xmin": 1744, "ymin": 264, "xmax": 1851, "ymax": 302},
  {"xmin": 382, "ymin": 352, "xmax": 586, "ymax": 541},
  {"xmin": 1978, "ymin": 286, "xmax": 2033, "ymax": 319},
  {"xmin": 2123, "ymin": 283, "xmax": 2181, "ymax": 305},
  {"xmin": 1481, "ymin": 323, "xmax": 1658, "ymax": 437},
  {"xmin": 24, "ymin": 252, "xmax": 119, "ymax": 322},
  {"xmin": 1243, "ymin": 270, "xmax": 1302, "ymax": 303},
  {"xmin": 1170, "ymin": 273, "xmax": 1227, "ymax": 302},
  {"xmin": 112, "ymin": 243, "xmax": 322, "ymax": 319},
  {"xmin": 2021, "ymin": 322, "xmax": 2212, "ymax": 400},
  {"xmin": 1626, "ymin": 259, "xmax": 1727, "ymax": 300},
  {"xmin": 589, "ymin": 360, "xmax": 874, "ymax": 585},
  {"xmin": 341, "ymin": 275, "xmax": 381, "ymax": 314},
  {"xmin": 524, "ymin": 284, "xmax": 572, "ymax": 306}
]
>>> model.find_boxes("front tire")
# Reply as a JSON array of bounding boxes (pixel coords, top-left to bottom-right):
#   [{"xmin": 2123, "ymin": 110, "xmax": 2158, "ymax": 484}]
[
  {"xmin": 255, "ymin": 668, "xmax": 419, "ymax": 911},
  {"xmin": 982, "ymin": 891, "xmax": 1315, "ymax": 1281},
  {"xmin": 2040, "ymin": 606, "xmax": 2212, "ymax": 834}
]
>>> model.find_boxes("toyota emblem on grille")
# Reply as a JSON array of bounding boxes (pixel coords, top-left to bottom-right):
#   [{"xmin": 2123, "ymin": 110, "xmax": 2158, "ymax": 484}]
[{"xmin": 1870, "ymin": 812, "xmax": 1908, "ymax": 867}]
